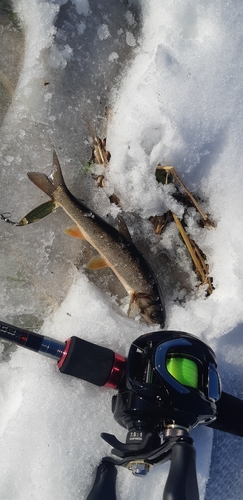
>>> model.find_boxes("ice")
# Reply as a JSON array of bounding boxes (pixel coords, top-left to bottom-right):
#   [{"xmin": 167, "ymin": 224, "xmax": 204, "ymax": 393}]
[
  {"xmin": 97, "ymin": 24, "xmax": 110, "ymax": 41},
  {"xmin": 1, "ymin": 0, "xmax": 243, "ymax": 499}
]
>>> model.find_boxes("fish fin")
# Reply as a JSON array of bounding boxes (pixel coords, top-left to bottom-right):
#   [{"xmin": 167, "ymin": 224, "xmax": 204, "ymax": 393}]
[
  {"xmin": 27, "ymin": 151, "xmax": 65, "ymax": 198},
  {"xmin": 52, "ymin": 150, "xmax": 65, "ymax": 187},
  {"xmin": 86, "ymin": 255, "xmax": 109, "ymax": 270},
  {"xmin": 117, "ymin": 215, "xmax": 133, "ymax": 243},
  {"xmin": 64, "ymin": 225, "xmax": 86, "ymax": 239},
  {"xmin": 128, "ymin": 292, "xmax": 136, "ymax": 317},
  {"xmin": 27, "ymin": 171, "xmax": 55, "ymax": 197}
]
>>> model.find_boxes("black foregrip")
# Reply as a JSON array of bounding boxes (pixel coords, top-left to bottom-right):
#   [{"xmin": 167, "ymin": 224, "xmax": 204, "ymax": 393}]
[
  {"xmin": 209, "ymin": 391, "xmax": 243, "ymax": 437},
  {"xmin": 59, "ymin": 336, "xmax": 115, "ymax": 386},
  {"xmin": 163, "ymin": 441, "xmax": 199, "ymax": 500}
]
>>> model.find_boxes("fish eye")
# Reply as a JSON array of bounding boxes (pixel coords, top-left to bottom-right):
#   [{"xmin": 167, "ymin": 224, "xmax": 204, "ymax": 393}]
[{"xmin": 150, "ymin": 311, "xmax": 159, "ymax": 321}]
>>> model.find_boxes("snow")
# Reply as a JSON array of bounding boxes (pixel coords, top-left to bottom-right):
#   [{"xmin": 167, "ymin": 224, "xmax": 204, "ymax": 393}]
[{"xmin": 1, "ymin": 0, "xmax": 243, "ymax": 499}]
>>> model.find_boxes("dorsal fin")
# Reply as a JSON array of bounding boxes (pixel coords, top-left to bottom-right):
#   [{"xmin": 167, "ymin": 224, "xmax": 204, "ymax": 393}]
[{"xmin": 117, "ymin": 215, "xmax": 133, "ymax": 243}]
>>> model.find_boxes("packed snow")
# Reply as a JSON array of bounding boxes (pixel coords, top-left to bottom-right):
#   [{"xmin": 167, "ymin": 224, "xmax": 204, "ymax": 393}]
[{"xmin": 1, "ymin": 0, "xmax": 243, "ymax": 499}]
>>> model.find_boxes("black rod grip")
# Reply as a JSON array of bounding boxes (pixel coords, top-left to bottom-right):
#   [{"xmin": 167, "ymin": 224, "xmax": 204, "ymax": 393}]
[
  {"xmin": 163, "ymin": 441, "xmax": 199, "ymax": 500},
  {"xmin": 59, "ymin": 336, "xmax": 117, "ymax": 386},
  {"xmin": 86, "ymin": 461, "xmax": 117, "ymax": 500}
]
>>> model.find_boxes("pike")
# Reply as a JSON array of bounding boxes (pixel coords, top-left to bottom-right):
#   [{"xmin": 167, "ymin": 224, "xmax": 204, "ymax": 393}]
[{"xmin": 27, "ymin": 152, "xmax": 165, "ymax": 327}]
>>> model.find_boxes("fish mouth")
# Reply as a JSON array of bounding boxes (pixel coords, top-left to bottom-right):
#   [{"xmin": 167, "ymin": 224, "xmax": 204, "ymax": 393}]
[{"xmin": 134, "ymin": 293, "xmax": 165, "ymax": 327}]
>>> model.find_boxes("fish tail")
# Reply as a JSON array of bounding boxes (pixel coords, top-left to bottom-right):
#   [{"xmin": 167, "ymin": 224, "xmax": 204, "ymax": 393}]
[{"xmin": 27, "ymin": 151, "xmax": 65, "ymax": 198}]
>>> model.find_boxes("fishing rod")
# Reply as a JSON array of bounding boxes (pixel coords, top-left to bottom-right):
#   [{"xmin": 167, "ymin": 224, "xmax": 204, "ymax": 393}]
[{"xmin": 0, "ymin": 319, "xmax": 241, "ymax": 500}]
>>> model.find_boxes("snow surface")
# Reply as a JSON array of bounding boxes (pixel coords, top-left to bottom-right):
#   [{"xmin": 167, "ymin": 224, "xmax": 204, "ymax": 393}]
[{"xmin": 1, "ymin": 0, "xmax": 243, "ymax": 499}]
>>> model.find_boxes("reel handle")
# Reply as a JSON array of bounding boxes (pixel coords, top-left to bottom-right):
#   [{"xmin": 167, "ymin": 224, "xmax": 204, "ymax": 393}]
[
  {"xmin": 86, "ymin": 460, "xmax": 117, "ymax": 500},
  {"xmin": 163, "ymin": 441, "xmax": 199, "ymax": 500}
]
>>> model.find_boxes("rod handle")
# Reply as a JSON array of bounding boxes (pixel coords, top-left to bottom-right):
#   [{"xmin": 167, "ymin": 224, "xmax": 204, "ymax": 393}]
[
  {"xmin": 58, "ymin": 336, "xmax": 125, "ymax": 387},
  {"xmin": 163, "ymin": 441, "xmax": 199, "ymax": 500},
  {"xmin": 86, "ymin": 460, "xmax": 117, "ymax": 500}
]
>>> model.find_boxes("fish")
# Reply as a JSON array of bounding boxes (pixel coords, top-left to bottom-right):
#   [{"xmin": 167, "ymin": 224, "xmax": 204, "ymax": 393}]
[{"xmin": 27, "ymin": 151, "xmax": 166, "ymax": 327}]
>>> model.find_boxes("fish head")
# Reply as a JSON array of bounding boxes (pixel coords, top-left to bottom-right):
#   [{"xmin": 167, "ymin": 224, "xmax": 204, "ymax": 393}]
[{"xmin": 134, "ymin": 293, "xmax": 165, "ymax": 327}]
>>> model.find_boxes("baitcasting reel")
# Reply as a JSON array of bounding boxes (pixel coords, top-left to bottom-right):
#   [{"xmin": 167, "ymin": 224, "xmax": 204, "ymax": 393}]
[{"xmin": 87, "ymin": 330, "xmax": 221, "ymax": 500}]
